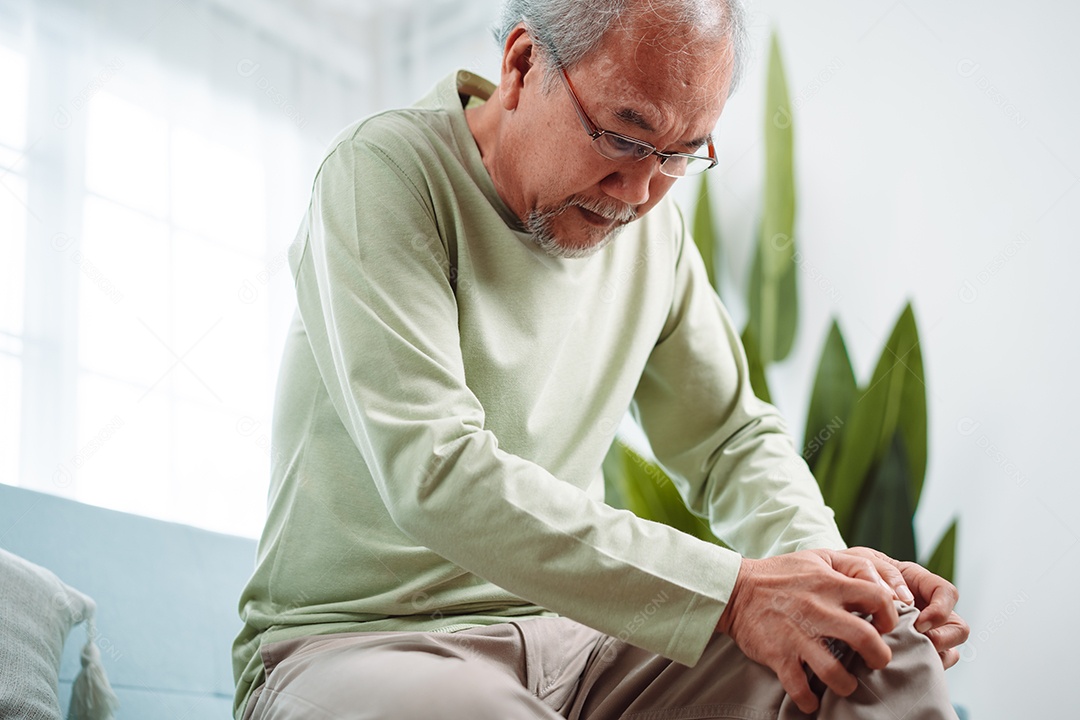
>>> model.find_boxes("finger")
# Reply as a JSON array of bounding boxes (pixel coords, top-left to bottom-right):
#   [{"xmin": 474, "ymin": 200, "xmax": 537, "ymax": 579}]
[
  {"xmin": 940, "ymin": 648, "xmax": 960, "ymax": 669},
  {"xmin": 838, "ymin": 548, "xmax": 916, "ymax": 604},
  {"xmin": 831, "ymin": 552, "xmax": 890, "ymax": 589},
  {"xmin": 915, "ymin": 582, "xmax": 960, "ymax": 633},
  {"xmin": 899, "ymin": 562, "xmax": 958, "ymax": 616},
  {"xmin": 925, "ymin": 614, "xmax": 970, "ymax": 653},
  {"xmin": 831, "ymin": 553, "xmax": 908, "ymax": 611},
  {"xmin": 819, "ymin": 608, "xmax": 892, "ymax": 670},
  {"xmin": 866, "ymin": 554, "xmax": 915, "ymax": 605},
  {"xmin": 833, "ymin": 575, "xmax": 899, "ymax": 634},
  {"xmin": 776, "ymin": 661, "xmax": 819, "ymax": 714},
  {"xmin": 804, "ymin": 637, "xmax": 857, "ymax": 699}
]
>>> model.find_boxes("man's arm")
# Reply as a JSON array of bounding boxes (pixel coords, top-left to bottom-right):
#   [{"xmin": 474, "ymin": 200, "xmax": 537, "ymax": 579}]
[
  {"xmin": 629, "ymin": 211, "xmax": 967, "ymax": 712},
  {"xmin": 629, "ymin": 207, "xmax": 845, "ymax": 558}
]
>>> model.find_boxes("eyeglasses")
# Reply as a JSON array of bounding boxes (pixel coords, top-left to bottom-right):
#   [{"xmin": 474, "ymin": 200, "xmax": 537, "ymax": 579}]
[{"xmin": 557, "ymin": 67, "xmax": 718, "ymax": 178}]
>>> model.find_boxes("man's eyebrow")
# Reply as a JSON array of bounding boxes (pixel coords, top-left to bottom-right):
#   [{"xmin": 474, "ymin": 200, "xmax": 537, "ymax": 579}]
[
  {"xmin": 614, "ymin": 107, "xmax": 655, "ymax": 133},
  {"xmin": 612, "ymin": 108, "xmax": 711, "ymax": 152}
]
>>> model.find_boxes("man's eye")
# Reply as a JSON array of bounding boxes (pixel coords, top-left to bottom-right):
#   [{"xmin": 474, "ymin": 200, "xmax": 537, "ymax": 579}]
[{"xmin": 604, "ymin": 135, "xmax": 647, "ymax": 158}]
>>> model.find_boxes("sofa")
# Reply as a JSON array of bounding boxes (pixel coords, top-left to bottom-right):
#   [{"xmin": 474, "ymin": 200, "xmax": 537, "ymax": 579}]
[
  {"xmin": 0, "ymin": 483, "xmax": 973, "ymax": 720},
  {"xmin": 0, "ymin": 483, "xmax": 256, "ymax": 718}
]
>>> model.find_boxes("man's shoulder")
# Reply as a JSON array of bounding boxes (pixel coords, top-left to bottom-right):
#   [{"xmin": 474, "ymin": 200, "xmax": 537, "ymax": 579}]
[
  {"xmin": 318, "ymin": 72, "xmax": 472, "ymax": 173},
  {"xmin": 303, "ymin": 107, "xmax": 465, "ymax": 215},
  {"xmin": 321, "ymin": 107, "xmax": 452, "ymax": 169}
]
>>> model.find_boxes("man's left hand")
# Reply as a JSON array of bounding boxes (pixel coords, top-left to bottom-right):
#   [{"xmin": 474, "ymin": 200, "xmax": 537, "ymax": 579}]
[{"xmin": 838, "ymin": 547, "xmax": 970, "ymax": 668}]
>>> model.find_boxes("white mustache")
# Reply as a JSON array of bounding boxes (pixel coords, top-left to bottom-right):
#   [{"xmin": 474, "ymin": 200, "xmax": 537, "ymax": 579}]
[{"xmin": 568, "ymin": 196, "xmax": 638, "ymax": 223}]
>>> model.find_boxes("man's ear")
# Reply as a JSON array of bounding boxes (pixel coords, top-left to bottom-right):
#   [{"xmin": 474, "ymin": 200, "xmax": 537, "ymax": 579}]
[{"xmin": 498, "ymin": 23, "xmax": 535, "ymax": 111}]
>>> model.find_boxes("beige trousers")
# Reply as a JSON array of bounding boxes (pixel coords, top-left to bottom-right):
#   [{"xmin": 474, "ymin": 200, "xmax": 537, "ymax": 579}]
[{"xmin": 243, "ymin": 602, "xmax": 957, "ymax": 720}]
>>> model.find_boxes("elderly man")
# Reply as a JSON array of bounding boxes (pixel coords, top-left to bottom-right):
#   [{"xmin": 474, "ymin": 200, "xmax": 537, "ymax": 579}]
[{"xmin": 233, "ymin": 0, "xmax": 968, "ymax": 718}]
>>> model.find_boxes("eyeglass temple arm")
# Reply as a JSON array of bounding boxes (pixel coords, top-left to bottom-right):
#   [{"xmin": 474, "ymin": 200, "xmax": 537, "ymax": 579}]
[{"xmin": 557, "ymin": 68, "xmax": 602, "ymax": 138}]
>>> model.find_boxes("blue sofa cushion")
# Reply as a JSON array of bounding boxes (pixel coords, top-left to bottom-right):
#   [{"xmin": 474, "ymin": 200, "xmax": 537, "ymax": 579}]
[{"xmin": 0, "ymin": 484, "xmax": 257, "ymax": 719}]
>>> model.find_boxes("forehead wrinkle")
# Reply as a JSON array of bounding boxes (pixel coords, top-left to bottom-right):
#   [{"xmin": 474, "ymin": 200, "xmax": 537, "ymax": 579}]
[
  {"xmin": 609, "ymin": 104, "xmax": 714, "ymax": 153},
  {"xmin": 593, "ymin": 21, "xmax": 729, "ymax": 152}
]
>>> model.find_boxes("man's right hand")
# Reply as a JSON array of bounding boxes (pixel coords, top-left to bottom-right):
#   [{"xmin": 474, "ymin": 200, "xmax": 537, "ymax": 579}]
[{"xmin": 716, "ymin": 549, "xmax": 901, "ymax": 714}]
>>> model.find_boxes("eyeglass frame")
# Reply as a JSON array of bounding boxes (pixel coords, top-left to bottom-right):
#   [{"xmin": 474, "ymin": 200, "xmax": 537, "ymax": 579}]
[{"xmin": 555, "ymin": 66, "xmax": 719, "ymax": 178}]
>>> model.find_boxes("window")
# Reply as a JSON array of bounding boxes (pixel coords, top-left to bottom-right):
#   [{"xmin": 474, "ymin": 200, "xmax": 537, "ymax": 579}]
[
  {"xmin": 1, "ymin": 0, "xmax": 497, "ymax": 538},
  {"xmin": 0, "ymin": 2, "xmax": 335, "ymax": 537},
  {"xmin": 0, "ymin": 41, "xmax": 28, "ymax": 485},
  {"xmin": 66, "ymin": 93, "xmax": 273, "ymax": 532}
]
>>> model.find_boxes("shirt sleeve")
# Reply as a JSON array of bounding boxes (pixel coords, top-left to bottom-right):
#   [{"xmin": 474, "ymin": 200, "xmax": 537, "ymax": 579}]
[
  {"xmin": 289, "ymin": 134, "xmax": 742, "ymax": 667},
  {"xmin": 630, "ymin": 207, "xmax": 847, "ymax": 557}
]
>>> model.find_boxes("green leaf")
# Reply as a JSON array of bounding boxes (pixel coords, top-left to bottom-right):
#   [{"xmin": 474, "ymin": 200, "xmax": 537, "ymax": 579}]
[
  {"xmin": 604, "ymin": 441, "xmax": 723, "ymax": 545},
  {"xmin": 894, "ymin": 306, "xmax": 928, "ymax": 508},
  {"xmin": 692, "ymin": 174, "xmax": 719, "ymax": 293},
  {"xmin": 748, "ymin": 236, "xmax": 798, "ymax": 365},
  {"xmin": 848, "ymin": 432, "xmax": 917, "ymax": 562},
  {"xmin": 747, "ymin": 32, "xmax": 798, "ymax": 364},
  {"xmin": 923, "ymin": 519, "xmax": 958, "ymax": 585},
  {"xmin": 812, "ymin": 438, "xmax": 839, "ymax": 500},
  {"xmin": 804, "ymin": 320, "xmax": 856, "ymax": 476},
  {"xmin": 602, "ymin": 439, "xmax": 630, "ymax": 511},
  {"xmin": 740, "ymin": 325, "xmax": 772, "ymax": 403},
  {"xmin": 828, "ymin": 304, "xmax": 928, "ymax": 536}
]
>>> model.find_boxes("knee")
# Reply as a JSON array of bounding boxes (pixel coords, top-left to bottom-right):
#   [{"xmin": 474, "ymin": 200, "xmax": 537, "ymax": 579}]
[
  {"xmin": 822, "ymin": 602, "xmax": 956, "ymax": 719},
  {"xmin": 883, "ymin": 601, "xmax": 945, "ymax": 675}
]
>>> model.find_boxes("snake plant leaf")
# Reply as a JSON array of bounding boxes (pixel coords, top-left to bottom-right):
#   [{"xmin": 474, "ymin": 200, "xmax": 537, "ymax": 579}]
[
  {"xmin": 692, "ymin": 174, "xmax": 719, "ymax": 293},
  {"xmin": 848, "ymin": 432, "xmax": 917, "ymax": 562},
  {"xmin": 602, "ymin": 439, "xmax": 631, "ymax": 511},
  {"xmin": 812, "ymin": 436, "xmax": 840, "ymax": 501},
  {"xmin": 923, "ymin": 518, "xmax": 958, "ymax": 585},
  {"xmin": 894, "ymin": 305, "xmax": 928, "ymax": 508},
  {"xmin": 747, "ymin": 32, "xmax": 798, "ymax": 364},
  {"xmin": 740, "ymin": 325, "xmax": 773, "ymax": 403},
  {"xmin": 604, "ymin": 440, "xmax": 722, "ymax": 545},
  {"xmin": 748, "ymin": 237, "xmax": 798, "ymax": 365},
  {"xmin": 827, "ymin": 304, "xmax": 928, "ymax": 537},
  {"xmin": 804, "ymin": 320, "xmax": 857, "ymax": 476}
]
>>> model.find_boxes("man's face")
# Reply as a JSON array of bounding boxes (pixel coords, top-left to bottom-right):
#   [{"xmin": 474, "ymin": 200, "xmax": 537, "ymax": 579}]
[{"xmin": 497, "ymin": 21, "xmax": 734, "ymax": 259}]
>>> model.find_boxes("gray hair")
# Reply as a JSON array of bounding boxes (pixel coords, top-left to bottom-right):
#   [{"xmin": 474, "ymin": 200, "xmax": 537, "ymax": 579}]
[{"xmin": 493, "ymin": 0, "xmax": 749, "ymax": 95}]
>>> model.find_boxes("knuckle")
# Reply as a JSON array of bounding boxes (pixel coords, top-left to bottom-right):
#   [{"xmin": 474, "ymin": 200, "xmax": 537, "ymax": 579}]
[
  {"xmin": 927, "ymin": 601, "xmax": 951, "ymax": 619},
  {"xmin": 777, "ymin": 662, "xmax": 807, "ymax": 690},
  {"xmin": 849, "ymin": 623, "xmax": 884, "ymax": 657},
  {"xmin": 817, "ymin": 659, "xmax": 851, "ymax": 691},
  {"xmin": 849, "ymin": 621, "xmax": 876, "ymax": 646},
  {"xmin": 791, "ymin": 686, "xmax": 817, "ymax": 710}
]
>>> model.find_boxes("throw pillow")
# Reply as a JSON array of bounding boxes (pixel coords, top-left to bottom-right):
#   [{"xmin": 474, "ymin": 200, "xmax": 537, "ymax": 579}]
[{"xmin": 0, "ymin": 547, "xmax": 118, "ymax": 720}]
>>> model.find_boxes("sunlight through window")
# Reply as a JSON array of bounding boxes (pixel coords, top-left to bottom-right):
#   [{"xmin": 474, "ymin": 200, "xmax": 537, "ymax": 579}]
[
  {"xmin": 0, "ymin": 42, "xmax": 27, "ymax": 487},
  {"xmin": 78, "ymin": 88, "xmax": 276, "ymax": 534}
]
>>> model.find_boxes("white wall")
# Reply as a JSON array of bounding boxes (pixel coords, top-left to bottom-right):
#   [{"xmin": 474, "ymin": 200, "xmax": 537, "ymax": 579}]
[{"xmin": 705, "ymin": 1, "xmax": 1078, "ymax": 716}]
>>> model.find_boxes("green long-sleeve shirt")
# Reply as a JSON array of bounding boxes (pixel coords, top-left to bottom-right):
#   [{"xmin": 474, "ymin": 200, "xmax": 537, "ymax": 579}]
[{"xmin": 232, "ymin": 70, "xmax": 844, "ymax": 718}]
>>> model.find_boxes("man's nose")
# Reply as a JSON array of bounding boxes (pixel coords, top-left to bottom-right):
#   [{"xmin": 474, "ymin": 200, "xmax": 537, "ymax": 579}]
[{"xmin": 599, "ymin": 158, "xmax": 660, "ymax": 207}]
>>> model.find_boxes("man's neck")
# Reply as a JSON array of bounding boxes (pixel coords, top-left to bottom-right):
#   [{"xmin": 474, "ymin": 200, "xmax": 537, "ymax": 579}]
[{"xmin": 465, "ymin": 87, "xmax": 523, "ymax": 227}]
